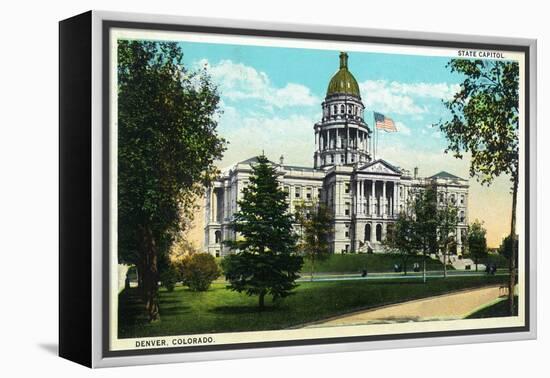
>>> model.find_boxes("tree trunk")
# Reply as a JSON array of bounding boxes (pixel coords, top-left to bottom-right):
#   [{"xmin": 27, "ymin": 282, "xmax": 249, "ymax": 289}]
[
  {"xmin": 141, "ymin": 226, "xmax": 160, "ymax": 322},
  {"xmin": 259, "ymin": 290, "xmax": 266, "ymax": 310},
  {"xmin": 443, "ymin": 248, "xmax": 447, "ymax": 278},
  {"xmin": 423, "ymin": 254, "xmax": 427, "ymax": 283},
  {"xmin": 509, "ymin": 176, "xmax": 518, "ymax": 316},
  {"xmin": 310, "ymin": 255, "xmax": 315, "ymax": 282},
  {"xmin": 403, "ymin": 256, "xmax": 408, "ymax": 276}
]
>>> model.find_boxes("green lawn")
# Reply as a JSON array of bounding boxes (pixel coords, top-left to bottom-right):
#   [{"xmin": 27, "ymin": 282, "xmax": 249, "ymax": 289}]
[
  {"xmin": 466, "ymin": 296, "xmax": 518, "ymax": 319},
  {"xmin": 119, "ymin": 275, "xmax": 507, "ymax": 338},
  {"xmin": 300, "ymin": 253, "xmax": 451, "ymax": 274},
  {"xmin": 478, "ymin": 254, "xmax": 510, "ymax": 269}
]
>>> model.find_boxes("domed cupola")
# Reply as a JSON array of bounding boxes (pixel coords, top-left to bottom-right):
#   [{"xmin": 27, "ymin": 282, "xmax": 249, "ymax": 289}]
[
  {"xmin": 326, "ymin": 52, "xmax": 361, "ymax": 98},
  {"xmin": 313, "ymin": 52, "xmax": 371, "ymax": 169}
]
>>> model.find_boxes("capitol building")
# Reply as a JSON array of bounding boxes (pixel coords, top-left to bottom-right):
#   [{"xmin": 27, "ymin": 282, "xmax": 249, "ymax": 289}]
[{"xmin": 204, "ymin": 52, "xmax": 469, "ymax": 257}]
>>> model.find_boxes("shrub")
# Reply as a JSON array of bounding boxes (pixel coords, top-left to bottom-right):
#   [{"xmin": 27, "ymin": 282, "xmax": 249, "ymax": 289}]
[
  {"xmin": 180, "ymin": 253, "xmax": 221, "ymax": 291},
  {"xmin": 160, "ymin": 264, "xmax": 180, "ymax": 292}
]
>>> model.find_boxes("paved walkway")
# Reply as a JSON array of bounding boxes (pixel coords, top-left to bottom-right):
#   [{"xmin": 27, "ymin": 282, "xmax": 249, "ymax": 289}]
[{"xmin": 303, "ymin": 285, "xmax": 505, "ymax": 328}]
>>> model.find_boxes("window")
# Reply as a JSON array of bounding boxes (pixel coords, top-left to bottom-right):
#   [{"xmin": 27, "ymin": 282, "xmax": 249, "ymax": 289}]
[
  {"xmin": 459, "ymin": 211, "xmax": 465, "ymax": 222},
  {"xmin": 295, "ymin": 186, "xmax": 301, "ymax": 198},
  {"xmin": 215, "ymin": 251, "xmax": 220, "ymax": 258},
  {"xmin": 345, "ymin": 202, "xmax": 350, "ymax": 216},
  {"xmin": 376, "ymin": 224, "xmax": 382, "ymax": 242},
  {"xmin": 331, "ymin": 154, "xmax": 335, "ymax": 163},
  {"xmin": 345, "ymin": 223, "xmax": 350, "ymax": 238},
  {"xmin": 365, "ymin": 224, "xmax": 371, "ymax": 241},
  {"xmin": 460, "ymin": 195, "xmax": 465, "ymax": 205},
  {"xmin": 214, "ymin": 230, "xmax": 222, "ymax": 244},
  {"xmin": 340, "ymin": 104, "xmax": 345, "ymax": 114},
  {"xmin": 351, "ymin": 154, "xmax": 355, "ymax": 163},
  {"xmin": 345, "ymin": 183, "xmax": 350, "ymax": 194},
  {"xmin": 306, "ymin": 187, "xmax": 312, "ymax": 199},
  {"xmin": 317, "ymin": 188, "xmax": 322, "ymax": 198},
  {"xmin": 341, "ymin": 154, "xmax": 345, "ymax": 163}
]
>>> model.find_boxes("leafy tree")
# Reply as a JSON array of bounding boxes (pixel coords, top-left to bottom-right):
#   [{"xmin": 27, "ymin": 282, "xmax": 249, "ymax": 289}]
[
  {"xmin": 468, "ymin": 220, "xmax": 488, "ymax": 271},
  {"xmin": 499, "ymin": 234, "xmax": 519, "ymax": 268},
  {"xmin": 222, "ymin": 155, "xmax": 303, "ymax": 309},
  {"xmin": 412, "ymin": 186, "xmax": 439, "ymax": 283},
  {"xmin": 159, "ymin": 261, "xmax": 180, "ymax": 292},
  {"xmin": 384, "ymin": 211, "xmax": 419, "ymax": 275},
  {"xmin": 117, "ymin": 41, "xmax": 226, "ymax": 321},
  {"xmin": 437, "ymin": 201, "xmax": 459, "ymax": 278},
  {"xmin": 437, "ymin": 59, "xmax": 519, "ymax": 315},
  {"xmin": 295, "ymin": 200, "xmax": 333, "ymax": 281},
  {"xmin": 179, "ymin": 253, "xmax": 221, "ymax": 291}
]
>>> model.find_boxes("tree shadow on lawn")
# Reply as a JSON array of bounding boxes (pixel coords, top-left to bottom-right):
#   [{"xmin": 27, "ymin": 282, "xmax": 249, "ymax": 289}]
[{"xmin": 210, "ymin": 305, "xmax": 285, "ymax": 315}]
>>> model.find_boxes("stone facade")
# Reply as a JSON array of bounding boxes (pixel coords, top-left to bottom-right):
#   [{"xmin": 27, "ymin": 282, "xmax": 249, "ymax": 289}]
[{"xmin": 204, "ymin": 52, "xmax": 469, "ymax": 257}]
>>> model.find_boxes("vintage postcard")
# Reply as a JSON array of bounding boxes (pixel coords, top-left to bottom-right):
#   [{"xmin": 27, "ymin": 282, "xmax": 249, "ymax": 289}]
[{"xmin": 106, "ymin": 25, "xmax": 529, "ymax": 356}]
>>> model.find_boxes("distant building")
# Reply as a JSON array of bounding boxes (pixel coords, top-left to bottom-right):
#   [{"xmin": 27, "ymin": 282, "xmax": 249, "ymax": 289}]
[{"xmin": 204, "ymin": 52, "xmax": 469, "ymax": 257}]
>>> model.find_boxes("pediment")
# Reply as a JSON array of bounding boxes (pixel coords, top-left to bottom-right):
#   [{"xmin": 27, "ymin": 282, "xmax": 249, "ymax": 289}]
[{"xmin": 358, "ymin": 160, "xmax": 401, "ymax": 175}]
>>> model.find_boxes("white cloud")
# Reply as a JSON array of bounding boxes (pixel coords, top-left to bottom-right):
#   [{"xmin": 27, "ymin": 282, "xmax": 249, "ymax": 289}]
[
  {"xmin": 359, "ymin": 80, "xmax": 426, "ymax": 115},
  {"xmin": 389, "ymin": 82, "xmax": 460, "ymax": 100},
  {"xmin": 218, "ymin": 110, "xmax": 315, "ymax": 169},
  {"xmin": 359, "ymin": 80, "xmax": 460, "ymax": 115},
  {"xmin": 395, "ymin": 121, "xmax": 411, "ymax": 135},
  {"xmin": 198, "ymin": 59, "xmax": 319, "ymax": 108}
]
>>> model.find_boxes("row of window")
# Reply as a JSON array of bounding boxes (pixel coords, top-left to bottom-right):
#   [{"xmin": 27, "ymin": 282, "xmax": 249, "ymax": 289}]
[
  {"xmin": 322, "ymin": 153, "xmax": 364, "ymax": 165},
  {"xmin": 323, "ymin": 103, "xmax": 363, "ymax": 118},
  {"xmin": 439, "ymin": 193, "xmax": 466, "ymax": 205},
  {"xmin": 283, "ymin": 185, "xmax": 322, "ymax": 200}
]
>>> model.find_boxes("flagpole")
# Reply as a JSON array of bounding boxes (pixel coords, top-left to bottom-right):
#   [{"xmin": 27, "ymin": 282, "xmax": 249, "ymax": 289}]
[{"xmin": 372, "ymin": 111, "xmax": 376, "ymax": 160}]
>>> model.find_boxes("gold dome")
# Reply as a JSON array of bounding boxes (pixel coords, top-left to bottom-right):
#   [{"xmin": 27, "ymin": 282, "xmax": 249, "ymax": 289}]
[{"xmin": 326, "ymin": 52, "xmax": 361, "ymax": 98}]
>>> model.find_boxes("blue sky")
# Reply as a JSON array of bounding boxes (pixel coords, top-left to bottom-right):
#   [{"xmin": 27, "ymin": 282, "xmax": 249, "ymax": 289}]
[
  {"xmin": 172, "ymin": 40, "xmax": 512, "ymax": 246},
  {"xmin": 177, "ymin": 41, "xmax": 465, "ymax": 170}
]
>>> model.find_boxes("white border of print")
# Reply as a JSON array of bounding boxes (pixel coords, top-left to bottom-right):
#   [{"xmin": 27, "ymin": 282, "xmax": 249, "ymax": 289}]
[{"xmin": 90, "ymin": 10, "xmax": 537, "ymax": 368}]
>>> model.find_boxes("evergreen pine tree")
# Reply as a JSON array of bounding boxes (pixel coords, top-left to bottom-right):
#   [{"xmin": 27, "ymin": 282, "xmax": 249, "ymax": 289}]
[{"xmin": 222, "ymin": 155, "xmax": 303, "ymax": 309}]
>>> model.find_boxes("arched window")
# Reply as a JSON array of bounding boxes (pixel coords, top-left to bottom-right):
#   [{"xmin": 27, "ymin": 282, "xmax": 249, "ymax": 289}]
[
  {"xmin": 332, "ymin": 105, "xmax": 337, "ymax": 115},
  {"xmin": 376, "ymin": 224, "xmax": 382, "ymax": 242},
  {"xmin": 340, "ymin": 104, "xmax": 345, "ymax": 114},
  {"xmin": 214, "ymin": 230, "xmax": 221, "ymax": 244},
  {"xmin": 387, "ymin": 223, "xmax": 395, "ymax": 240},
  {"xmin": 365, "ymin": 224, "xmax": 371, "ymax": 242}
]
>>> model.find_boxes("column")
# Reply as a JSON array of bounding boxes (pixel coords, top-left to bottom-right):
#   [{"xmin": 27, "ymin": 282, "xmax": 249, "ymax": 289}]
[
  {"xmin": 361, "ymin": 180, "xmax": 365, "ymax": 214},
  {"xmin": 382, "ymin": 181, "xmax": 387, "ymax": 217},
  {"xmin": 208, "ymin": 187, "xmax": 212, "ymax": 222},
  {"xmin": 355, "ymin": 178, "xmax": 359, "ymax": 214},
  {"xmin": 371, "ymin": 180, "xmax": 375, "ymax": 216},
  {"xmin": 392, "ymin": 183, "xmax": 397, "ymax": 216},
  {"xmin": 315, "ymin": 130, "xmax": 319, "ymax": 151},
  {"xmin": 215, "ymin": 188, "xmax": 220, "ymax": 222}
]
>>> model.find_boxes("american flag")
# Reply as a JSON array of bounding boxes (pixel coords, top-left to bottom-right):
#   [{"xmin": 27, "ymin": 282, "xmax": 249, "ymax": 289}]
[{"xmin": 374, "ymin": 112, "xmax": 397, "ymax": 132}]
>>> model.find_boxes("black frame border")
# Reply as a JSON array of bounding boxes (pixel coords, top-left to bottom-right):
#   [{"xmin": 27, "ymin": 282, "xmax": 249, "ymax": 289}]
[{"xmin": 101, "ymin": 19, "xmax": 531, "ymax": 359}]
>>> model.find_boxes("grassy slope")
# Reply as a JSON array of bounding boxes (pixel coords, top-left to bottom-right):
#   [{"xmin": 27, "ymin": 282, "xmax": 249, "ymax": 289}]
[
  {"xmin": 466, "ymin": 296, "xmax": 518, "ymax": 319},
  {"xmin": 119, "ymin": 275, "xmax": 507, "ymax": 338},
  {"xmin": 301, "ymin": 253, "xmax": 451, "ymax": 274}
]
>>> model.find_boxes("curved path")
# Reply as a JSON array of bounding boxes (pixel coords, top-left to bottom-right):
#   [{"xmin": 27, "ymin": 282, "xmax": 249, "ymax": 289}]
[{"xmin": 303, "ymin": 285, "xmax": 505, "ymax": 328}]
